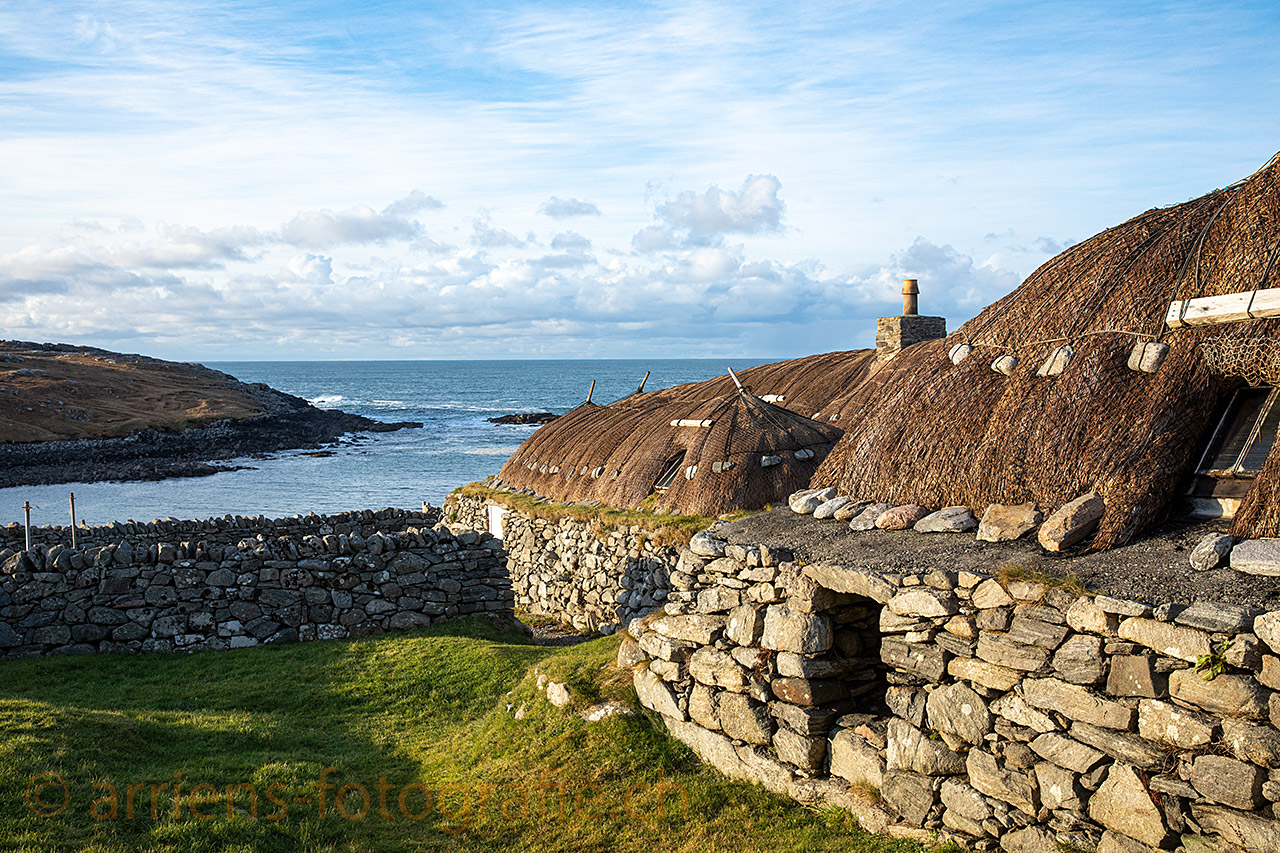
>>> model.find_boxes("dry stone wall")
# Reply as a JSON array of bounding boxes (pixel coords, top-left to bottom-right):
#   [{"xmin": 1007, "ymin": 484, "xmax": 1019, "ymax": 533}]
[
  {"xmin": 0, "ymin": 508, "xmax": 510, "ymax": 659},
  {"xmin": 447, "ymin": 493, "xmax": 682, "ymax": 633},
  {"xmin": 624, "ymin": 530, "xmax": 1280, "ymax": 853}
]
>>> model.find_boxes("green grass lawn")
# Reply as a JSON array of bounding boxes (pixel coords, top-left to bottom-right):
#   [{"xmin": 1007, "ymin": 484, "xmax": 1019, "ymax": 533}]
[{"xmin": 0, "ymin": 617, "xmax": 925, "ymax": 853}]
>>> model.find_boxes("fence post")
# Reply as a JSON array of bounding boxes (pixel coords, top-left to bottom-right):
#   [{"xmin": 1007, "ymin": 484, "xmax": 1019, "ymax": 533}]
[
  {"xmin": 23, "ymin": 501, "xmax": 32, "ymax": 552},
  {"xmin": 69, "ymin": 492, "xmax": 77, "ymax": 549}
]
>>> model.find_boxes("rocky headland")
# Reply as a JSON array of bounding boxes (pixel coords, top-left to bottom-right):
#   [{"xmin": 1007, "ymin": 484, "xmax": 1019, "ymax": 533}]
[{"xmin": 0, "ymin": 341, "xmax": 421, "ymax": 487}]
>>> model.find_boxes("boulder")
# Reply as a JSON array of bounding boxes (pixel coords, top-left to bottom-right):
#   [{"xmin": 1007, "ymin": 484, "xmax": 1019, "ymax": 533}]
[
  {"xmin": 1191, "ymin": 803, "xmax": 1280, "ymax": 853},
  {"xmin": 1066, "ymin": 596, "xmax": 1120, "ymax": 636},
  {"xmin": 1107, "ymin": 655, "xmax": 1167, "ymax": 698},
  {"xmin": 1053, "ymin": 634, "xmax": 1106, "ymax": 684},
  {"xmin": 761, "ymin": 606, "xmax": 832, "ymax": 654},
  {"xmin": 1137, "ymin": 698, "xmax": 1216, "ymax": 748},
  {"xmin": 970, "ymin": 578, "xmax": 1014, "ymax": 608},
  {"xmin": 966, "ymin": 749, "xmax": 1038, "ymax": 815},
  {"xmin": 976, "ymin": 502, "xmax": 1043, "ymax": 542},
  {"xmin": 1036, "ymin": 344, "xmax": 1074, "ymax": 377},
  {"xmin": 770, "ymin": 676, "xmax": 845, "ymax": 706},
  {"xmin": 1256, "ymin": 610, "xmax": 1280, "ymax": 652},
  {"xmin": 875, "ymin": 504, "xmax": 931, "ymax": 530},
  {"xmin": 1232, "ymin": 539, "xmax": 1280, "ymax": 577},
  {"xmin": 801, "ymin": 564, "xmax": 898, "ymax": 602},
  {"xmin": 1097, "ymin": 830, "xmax": 1161, "ymax": 853},
  {"xmin": 689, "ymin": 532, "xmax": 727, "ymax": 557},
  {"xmin": 913, "ymin": 506, "xmax": 977, "ymax": 534},
  {"xmin": 1190, "ymin": 533, "xmax": 1234, "ymax": 571},
  {"xmin": 881, "ymin": 771, "xmax": 938, "ymax": 826},
  {"xmin": 615, "ymin": 636, "xmax": 648, "ymax": 669},
  {"xmin": 848, "ymin": 502, "xmax": 891, "ymax": 531},
  {"xmin": 832, "ymin": 499, "xmax": 871, "ymax": 521},
  {"xmin": 1169, "ymin": 669, "xmax": 1270, "ymax": 719},
  {"xmin": 717, "ymin": 692, "xmax": 772, "ymax": 745},
  {"xmin": 1191, "ymin": 754, "xmax": 1265, "ymax": 810},
  {"xmin": 888, "ymin": 587, "xmax": 959, "ymax": 618},
  {"xmin": 1028, "ymin": 733, "xmax": 1106, "ymax": 773},
  {"xmin": 653, "ymin": 614, "xmax": 726, "ymax": 644},
  {"xmin": 633, "ymin": 668, "xmax": 683, "ymax": 719},
  {"xmin": 1128, "ymin": 341, "xmax": 1169, "ymax": 373},
  {"xmin": 991, "ymin": 693, "xmax": 1058, "ymax": 733},
  {"xmin": 1174, "ymin": 601, "xmax": 1260, "ymax": 634},
  {"xmin": 790, "ymin": 488, "xmax": 836, "ymax": 514},
  {"xmin": 1222, "ymin": 718, "xmax": 1280, "ymax": 767},
  {"xmin": 773, "ymin": 727, "xmax": 826, "ymax": 772},
  {"xmin": 949, "ymin": 656, "xmax": 1023, "ymax": 691},
  {"xmin": 1022, "ymin": 677, "xmax": 1136, "ymax": 729},
  {"xmin": 829, "ymin": 729, "xmax": 885, "ymax": 788},
  {"xmin": 1000, "ymin": 826, "xmax": 1060, "ymax": 853},
  {"xmin": 812, "ymin": 496, "xmax": 852, "ymax": 520},
  {"xmin": 688, "ymin": 647, "xmax": 750, "ymax": 691},
  {"xmin": 925, "ymin": 682, "xmax": 991, "ymax": 744},
  {"xmin": 725, "ymin": 604, "xmax": 764, "ymax": 647},
  {"xmin": 940, "ymin": 777, "xmax": 992, "ymax": 823},
  {"xmin": 1117, "ymin": 617, "xmax": 1211, "ymax": 663},
  {"xmin": 546, "ymin": 682, "xmax": 571, "ymax": 707},
  {"xmin": 1088, "ymin": 762, "xmax": 1172, "ymax": 849},
  {"xmin": 1037, "ymin": 492, "xmax": 1105, "ymax": 551}
]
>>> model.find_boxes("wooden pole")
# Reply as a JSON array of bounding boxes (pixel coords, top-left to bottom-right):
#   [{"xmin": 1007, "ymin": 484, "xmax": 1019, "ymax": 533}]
[
  {"xmin": 69, "ymin": 492, "xmax": 77, "ymax": 549},
  {"xmin": 586, "ymin": 380, "xmax": 596, "ymax": 404},
  {"xmin": 727, "ymin": 367, "xmax": 744, "ymax": 390},
  {"xmin": 637, "ymin": 371, "xmax": 650, "ymax": 394},
  {"xmin": 23, "ymin": 501, "xmax": 31, "ymax": 552}
]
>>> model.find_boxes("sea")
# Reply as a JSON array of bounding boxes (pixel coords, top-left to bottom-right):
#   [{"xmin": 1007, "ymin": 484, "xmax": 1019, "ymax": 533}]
[{"xmin": 1, "ymin": 359, "xmax": 772, "ymax": 528}]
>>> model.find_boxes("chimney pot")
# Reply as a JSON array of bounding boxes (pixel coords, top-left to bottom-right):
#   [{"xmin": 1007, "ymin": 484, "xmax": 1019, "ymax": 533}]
[{"xmin": 902, "ymin": 278, "xmax": 919, "ymax": 316}]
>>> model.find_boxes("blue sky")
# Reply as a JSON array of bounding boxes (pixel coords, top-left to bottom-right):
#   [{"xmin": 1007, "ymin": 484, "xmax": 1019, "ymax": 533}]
[{"xmin": 0, "ymin": 0, "xmax": 1277, "ymax": 360}]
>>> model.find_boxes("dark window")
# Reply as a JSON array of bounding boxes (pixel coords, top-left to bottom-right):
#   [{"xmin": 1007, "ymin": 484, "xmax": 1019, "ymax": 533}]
[
  {"xmin": 1198, "ymin": 387, "xmax": 1280, "ymax": 477},
  {"xmin": 653, "ymin": 452, "xmax": 686, "ymax": 491}
]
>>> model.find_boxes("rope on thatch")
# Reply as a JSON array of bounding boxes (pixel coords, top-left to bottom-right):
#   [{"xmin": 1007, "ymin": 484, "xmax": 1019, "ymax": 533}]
[{"xmin": 814, "ymin": 151, "xmax": 1280, "ymax": 548}]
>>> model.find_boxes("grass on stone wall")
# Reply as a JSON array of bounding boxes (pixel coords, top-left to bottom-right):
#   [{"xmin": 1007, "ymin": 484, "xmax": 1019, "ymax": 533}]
[
  {"xmin": 0, "ymin": 616, "xmax": 928, "ymax": 853},
  {"xmin": 450, "ymin": 483, "xmax": 751, "ymax": 547}
]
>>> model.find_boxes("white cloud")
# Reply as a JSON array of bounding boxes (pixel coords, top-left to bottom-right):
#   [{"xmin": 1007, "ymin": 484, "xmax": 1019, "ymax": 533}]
[
  {"xmin": 286, "ymin": 254, "xmax": 334, "ymax": 286},
  {"xmin": 635, "ymin": 174, "xmax": 785, "ymax": 251},
  {"xmin": 280, "ymin": 198, "xmax": 427, "ymax": 248},
  {"xmin": 470, "ymin": 216, "xmax": 529, "ymax": 249},
  {"xmin": 550, "ymin": 231, "xmax": 591, "ymax": 250},
  {"xmin": 538, "ymin": 197, "xmax": 602, "ymax": 218}
]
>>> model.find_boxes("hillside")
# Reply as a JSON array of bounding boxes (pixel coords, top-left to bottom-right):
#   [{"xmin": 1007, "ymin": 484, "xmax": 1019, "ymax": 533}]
[{"xmin": 0, "ymin": 341, "xmax": 420, "ymax": 487}]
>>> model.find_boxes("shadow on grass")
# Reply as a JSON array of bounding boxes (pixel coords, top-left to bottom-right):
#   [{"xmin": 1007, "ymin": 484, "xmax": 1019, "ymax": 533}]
[{"xmin": 0, "ymin": 616, "xmax": 548, "ymax": 852}]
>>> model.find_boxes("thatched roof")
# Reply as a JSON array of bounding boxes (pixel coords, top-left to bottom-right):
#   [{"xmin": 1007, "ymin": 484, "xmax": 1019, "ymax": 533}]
[
  {"xmin": 496, "ymin": 364, "xmax": 853, "ymax": 517},
  {"xmin": 814, "ymin": 152, "xmax": 1280, "ymax": 548}
]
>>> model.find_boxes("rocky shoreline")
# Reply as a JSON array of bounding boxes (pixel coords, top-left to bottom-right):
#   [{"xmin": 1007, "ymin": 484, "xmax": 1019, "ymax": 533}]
[{"xmin": 0, "ymin": 402, "xmax": 421, "ymax": 488}]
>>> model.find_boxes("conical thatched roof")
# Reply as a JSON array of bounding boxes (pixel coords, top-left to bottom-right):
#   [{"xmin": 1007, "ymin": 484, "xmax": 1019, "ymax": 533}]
[
  {"xmin": 496, "ymin": 371, "xmax": 849, "ymax": 517},
  {"xmin": 814, "ymin": 152, "xmax": 1280, "ymax": 548}
]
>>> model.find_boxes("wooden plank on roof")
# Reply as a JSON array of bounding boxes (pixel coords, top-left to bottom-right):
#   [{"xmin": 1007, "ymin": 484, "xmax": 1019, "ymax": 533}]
[
  {"xmin": 1166, "ymin": 288, "xmax": 1280, "ymax": 328},
  {"xmin": 670, "ymin": 419, "xmax": 715, "ymax": 428}
]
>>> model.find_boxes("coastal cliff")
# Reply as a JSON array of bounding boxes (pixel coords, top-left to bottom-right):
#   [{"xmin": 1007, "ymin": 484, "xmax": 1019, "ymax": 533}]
[{"xmin": 0, "ymin": 341, "xmax": 420, "ymax": 487}]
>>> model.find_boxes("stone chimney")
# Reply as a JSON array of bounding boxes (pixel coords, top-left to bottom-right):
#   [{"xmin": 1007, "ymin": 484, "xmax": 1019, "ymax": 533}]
[{"xmin": 876, "ymin": 278, "xmax": 946, "ymax": 361}]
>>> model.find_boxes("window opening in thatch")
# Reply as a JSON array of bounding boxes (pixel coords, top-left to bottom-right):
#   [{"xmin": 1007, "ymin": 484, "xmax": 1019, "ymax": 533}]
[
  {"xmin": 1189, "ymin": 386, "xmax": 1280, "ymax": 519},
  {"xmin": 1197, "ymin": 387, "xmax": 1279, "ymax": 476},
  {"xmin": 653, "ymin": 452, "xmax": 686, "ymax": 492}
]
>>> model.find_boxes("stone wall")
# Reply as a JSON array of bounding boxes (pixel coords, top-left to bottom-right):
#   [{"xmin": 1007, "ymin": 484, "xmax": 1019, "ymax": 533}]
[
  {"xmin": 0, "ymin": 508, "xmax": 510, "ymax": 659},
  {"xmin": 447, "ymin": 492, "xmax": 682, "ymax": 633},
  {"xmin": 624, "ymin": 529, "xmax": 1280, "ymax": 853}
]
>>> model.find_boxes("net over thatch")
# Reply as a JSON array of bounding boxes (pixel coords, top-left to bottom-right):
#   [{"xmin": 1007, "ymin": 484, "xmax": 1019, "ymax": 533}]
[
  {"xmin": 813, "ymin": 151, "xmax": 1280, "ymax": 548},
  {"xmin": 496, "ymin": 368, "xmax": 851, "ymax": 517}
]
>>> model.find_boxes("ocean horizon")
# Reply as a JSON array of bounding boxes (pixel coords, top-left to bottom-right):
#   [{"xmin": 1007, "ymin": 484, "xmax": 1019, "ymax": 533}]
[{"xmin": 1, "ymin": 358, "xmax": 774, "ymax": 527}]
